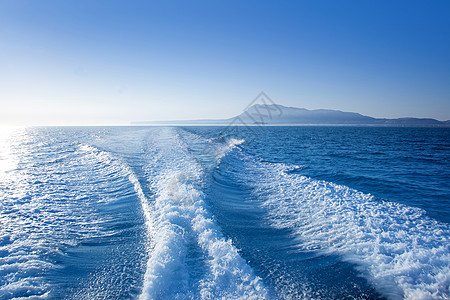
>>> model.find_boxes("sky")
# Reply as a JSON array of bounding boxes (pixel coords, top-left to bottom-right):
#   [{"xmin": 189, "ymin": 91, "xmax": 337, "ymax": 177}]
[{"xmin": 0, "ymin": 0, "xmax": 449, "ymax": 126}]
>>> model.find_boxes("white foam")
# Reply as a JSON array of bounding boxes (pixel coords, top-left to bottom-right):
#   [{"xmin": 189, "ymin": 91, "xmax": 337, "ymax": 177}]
[
  {"xmin": 228, "ymin": 150, "xmax": 450, "ymax": 299},
  {"xmin": 139, "ymin": 128, "xmax": 268, "ymax": 299},
  {"xmin": 0, "ymin": 137, "xmax": 147, "ymax": 299},
  {"xmin": 227, "ymin": 138, "xmax": 246, "ymax": 147}
]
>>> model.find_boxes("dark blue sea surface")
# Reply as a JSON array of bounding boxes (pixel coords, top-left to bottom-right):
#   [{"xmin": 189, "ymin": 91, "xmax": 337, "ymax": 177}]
[
  {"xmin": 0, "ymin": 126, "xmax": 448, "ymax": 299},
  {"xmin": 190, "ymin": 126, "xmax": 450, "ymax": 223}
]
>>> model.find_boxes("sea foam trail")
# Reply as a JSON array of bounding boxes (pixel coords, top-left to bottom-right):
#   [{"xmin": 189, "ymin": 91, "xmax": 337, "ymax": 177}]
[
  {"xmin": 139, "ymin": 128, "xmax": 268, "ymax": 299},
  {"xmin": 0, "ymin": 131, "xmax": 147, "ymax": 299},
  {"xmin": 221, "ymin": 148, "xmax": 450, "ymax": 300}
]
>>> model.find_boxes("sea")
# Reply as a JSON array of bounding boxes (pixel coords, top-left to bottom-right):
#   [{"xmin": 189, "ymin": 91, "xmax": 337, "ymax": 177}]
[{"xmin": 0, "ymin": 126, "xmax": 448, "ymax": 299}]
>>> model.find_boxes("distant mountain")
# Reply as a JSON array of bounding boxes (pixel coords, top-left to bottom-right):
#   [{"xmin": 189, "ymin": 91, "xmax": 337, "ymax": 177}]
[
  {"xmin": 237, "ymin": 104, "xmax": 448, "ymax": 126},
  {"xmin": 237, "ymin": 104, "xmax": 376, "ymax": 125},
  {"xmin": 132, "ymin": 104, "xmax": 450, "ymax": 127}
]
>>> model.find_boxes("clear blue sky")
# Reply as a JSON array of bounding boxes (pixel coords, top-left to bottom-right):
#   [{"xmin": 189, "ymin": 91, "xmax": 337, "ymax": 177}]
[{"xmin": 1, "ymin": 0, "xmax": 449, "ymax": 125}]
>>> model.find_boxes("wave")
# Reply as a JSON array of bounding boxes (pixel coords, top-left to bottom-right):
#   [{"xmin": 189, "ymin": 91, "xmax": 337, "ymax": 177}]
[
  {"xmin": 0, "ymin": 136, "xmax": 150, "ymax": 299},
  {"xmin": 219, "ymin": 147, "xmax": 449, "ymax": 299},
  {"xmin": 226, "ymin": 138, "xmax": 246, "ymax": 147},
  {"xmin": 4, "ymin": 126, "xmax": 447, "ymax": 299},
  {"xmin": 0, "ymin": 128, "xmax": 266, "ymax": 299},
  {"xmin": 139, "ymin": 128, "xmax": 268, "ymax": 299}
]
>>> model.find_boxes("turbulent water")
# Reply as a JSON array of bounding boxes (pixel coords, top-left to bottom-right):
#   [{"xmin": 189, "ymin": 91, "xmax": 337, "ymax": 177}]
[{"xmin": 0, "ymin": 126, "xmax": 448, "ymax": 299}]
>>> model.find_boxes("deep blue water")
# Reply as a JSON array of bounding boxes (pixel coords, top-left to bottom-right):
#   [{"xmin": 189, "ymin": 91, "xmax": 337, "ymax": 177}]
[{"xmin": 0, "ymin": 126, "xmax": 448, "ymax": 299}]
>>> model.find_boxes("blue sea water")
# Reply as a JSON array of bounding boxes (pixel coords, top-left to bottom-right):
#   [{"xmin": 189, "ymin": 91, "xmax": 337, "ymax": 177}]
[{"xmin": 0, "ymin": 126, "xmax": 448, "ymax": 299}]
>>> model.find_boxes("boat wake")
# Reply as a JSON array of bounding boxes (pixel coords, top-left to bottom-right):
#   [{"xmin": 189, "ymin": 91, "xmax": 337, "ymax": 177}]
[
  {"xmin": 218, "ymin": 145, "xmax": 450, "ymax": 299},
  {"xmin": 139, "ymin": 128, "xmax": 268, "ymax": 299},
  {"xmin": 0, "ymin": 126, "xmax": 448, "ymax": 299}
]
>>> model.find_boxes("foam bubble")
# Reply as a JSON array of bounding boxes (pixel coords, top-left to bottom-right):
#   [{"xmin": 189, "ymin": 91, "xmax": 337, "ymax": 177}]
[
  {"xmin": 139, "ymin": 128, "xmax": 268, "ymax": 299},
  {"xmin": 227, "ymin": 138, "xmax": 246, "ymax": 147},
  {"xmin": 224, "ymin": 149, "xmax": 449, "ymax": 299}
]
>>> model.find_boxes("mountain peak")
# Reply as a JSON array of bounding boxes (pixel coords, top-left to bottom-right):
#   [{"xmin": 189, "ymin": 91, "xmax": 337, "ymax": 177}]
[
  {"xmin": 132, "ymin": 104, "xmax": 449, "ymax": 127},
  {"xmin": 237, "ymin": 104, "xmax": 446, "ymax": 126}
]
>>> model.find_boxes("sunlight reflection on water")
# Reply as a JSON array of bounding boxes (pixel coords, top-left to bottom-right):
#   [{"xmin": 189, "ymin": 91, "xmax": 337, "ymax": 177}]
[{"xmin": 0, "ymin": 127, "xmax": 24, "ymax": 176}]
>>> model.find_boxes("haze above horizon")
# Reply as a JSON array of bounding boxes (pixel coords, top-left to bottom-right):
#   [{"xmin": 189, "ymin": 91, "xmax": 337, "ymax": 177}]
[{"xmin": 1, "ymin": 1, "xmax": 449, "ymax": 126}]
